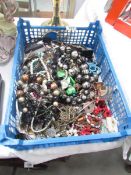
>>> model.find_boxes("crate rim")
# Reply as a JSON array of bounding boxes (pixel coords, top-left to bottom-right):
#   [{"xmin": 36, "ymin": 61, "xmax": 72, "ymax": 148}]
[
  {"xmin": 1, "ymin": 124, "xmax": 125, "ymax": 150},
  {"xmin": 1, "ymin": 18, "xmax": 131, "ymax": 150}
]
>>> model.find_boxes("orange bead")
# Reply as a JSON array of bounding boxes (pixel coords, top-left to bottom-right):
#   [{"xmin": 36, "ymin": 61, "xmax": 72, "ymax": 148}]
[
  {"xmin": 16, "ymin": 90, "xmax": 24, "ymax": 97},
  {"xmin": 77, "ymin": 116, "xmax": 84, "ymax": 122},
  {"xmin": 21, "ymin": 74, "xmax": 29, "ymax": 82},
  {"xmin": 36, "ymin": 76, "xmax": 43, "ymax": 84},
  {"xmin": 51, "ymin": 82, "xmax": 58, "ymax": 90}
]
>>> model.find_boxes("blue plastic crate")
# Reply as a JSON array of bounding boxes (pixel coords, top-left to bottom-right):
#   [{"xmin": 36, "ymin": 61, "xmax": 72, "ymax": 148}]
[{"xmin": 1, "ymin": 18, "xmax": 131, "ymax": 150}]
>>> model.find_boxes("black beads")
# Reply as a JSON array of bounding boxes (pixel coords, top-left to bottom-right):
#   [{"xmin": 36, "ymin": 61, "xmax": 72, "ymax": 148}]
[
  {"xmin": 83, "ymin": 75, "xmax": 90, "ymax": 81},
  {"xmin": 66, "ymin": 46, "xmax": 71, "ymax": 54},
  {"xmin": 82, "ymin": 69, "xmax": 89, "ymax": 75},
  {"xmin": 82, "ymin": 82, "xmax": 90, "ymax": 89},
  {"xmin": 66, "ymin": 97, "xmax": 72, "ymax": 103},
  {"xmin": 71, "ymin": 50, "xmax": 78, "ymax": 59},
  {"xmin": 84, "ymin": 90, "xmax": 89, "ymax": 95},
  {"xmin": 81, "ymin": 95, "xmax": 87, "ymax": 101},
  {"xmin": 80, "ymin": 64, "xmax": 88, "ymax": 70},
  {"xmin": 71, "ymin": 100, "xmax": 77, "ymax": 106},
  {"xmin": 76, "ymin": 74, "xmax": 82, "ymax": 82},
  {"xmin": 77, "ymin": 97, "xmax": 82, "ymax": 104}
]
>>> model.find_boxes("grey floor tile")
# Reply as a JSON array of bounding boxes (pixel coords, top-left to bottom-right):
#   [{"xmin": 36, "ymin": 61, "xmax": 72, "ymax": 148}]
[{"xmin": 0, "ymin": 148, "xmax": 130, "ymax": 175}]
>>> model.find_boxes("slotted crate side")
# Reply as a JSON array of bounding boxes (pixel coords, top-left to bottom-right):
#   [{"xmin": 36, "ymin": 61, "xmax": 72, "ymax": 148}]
[
  {"xmin": 1, "ymin": 19, "xmax": 131, "ymax": 150},
  {"xmin": 94, "ymin": 35, "xmax": 131, "ymax": 131},
  {"xmin": 4, "ymin": 32, "xmax": 25, "ymax": 138},
  {"xmin": 18, "ymin": 18, "xmax": 101, "ymax": 48}
]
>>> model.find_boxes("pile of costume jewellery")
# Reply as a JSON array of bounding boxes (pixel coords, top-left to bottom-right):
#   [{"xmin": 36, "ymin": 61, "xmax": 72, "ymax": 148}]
[{"xmin": 16, "ymin": 38, "xmax": 118, "ymax": 139}]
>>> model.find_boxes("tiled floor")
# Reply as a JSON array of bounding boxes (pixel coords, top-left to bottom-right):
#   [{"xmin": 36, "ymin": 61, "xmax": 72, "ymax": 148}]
[{"xmin": 0, "ymin": 148, "xmax": 130, "ymax": 175}]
